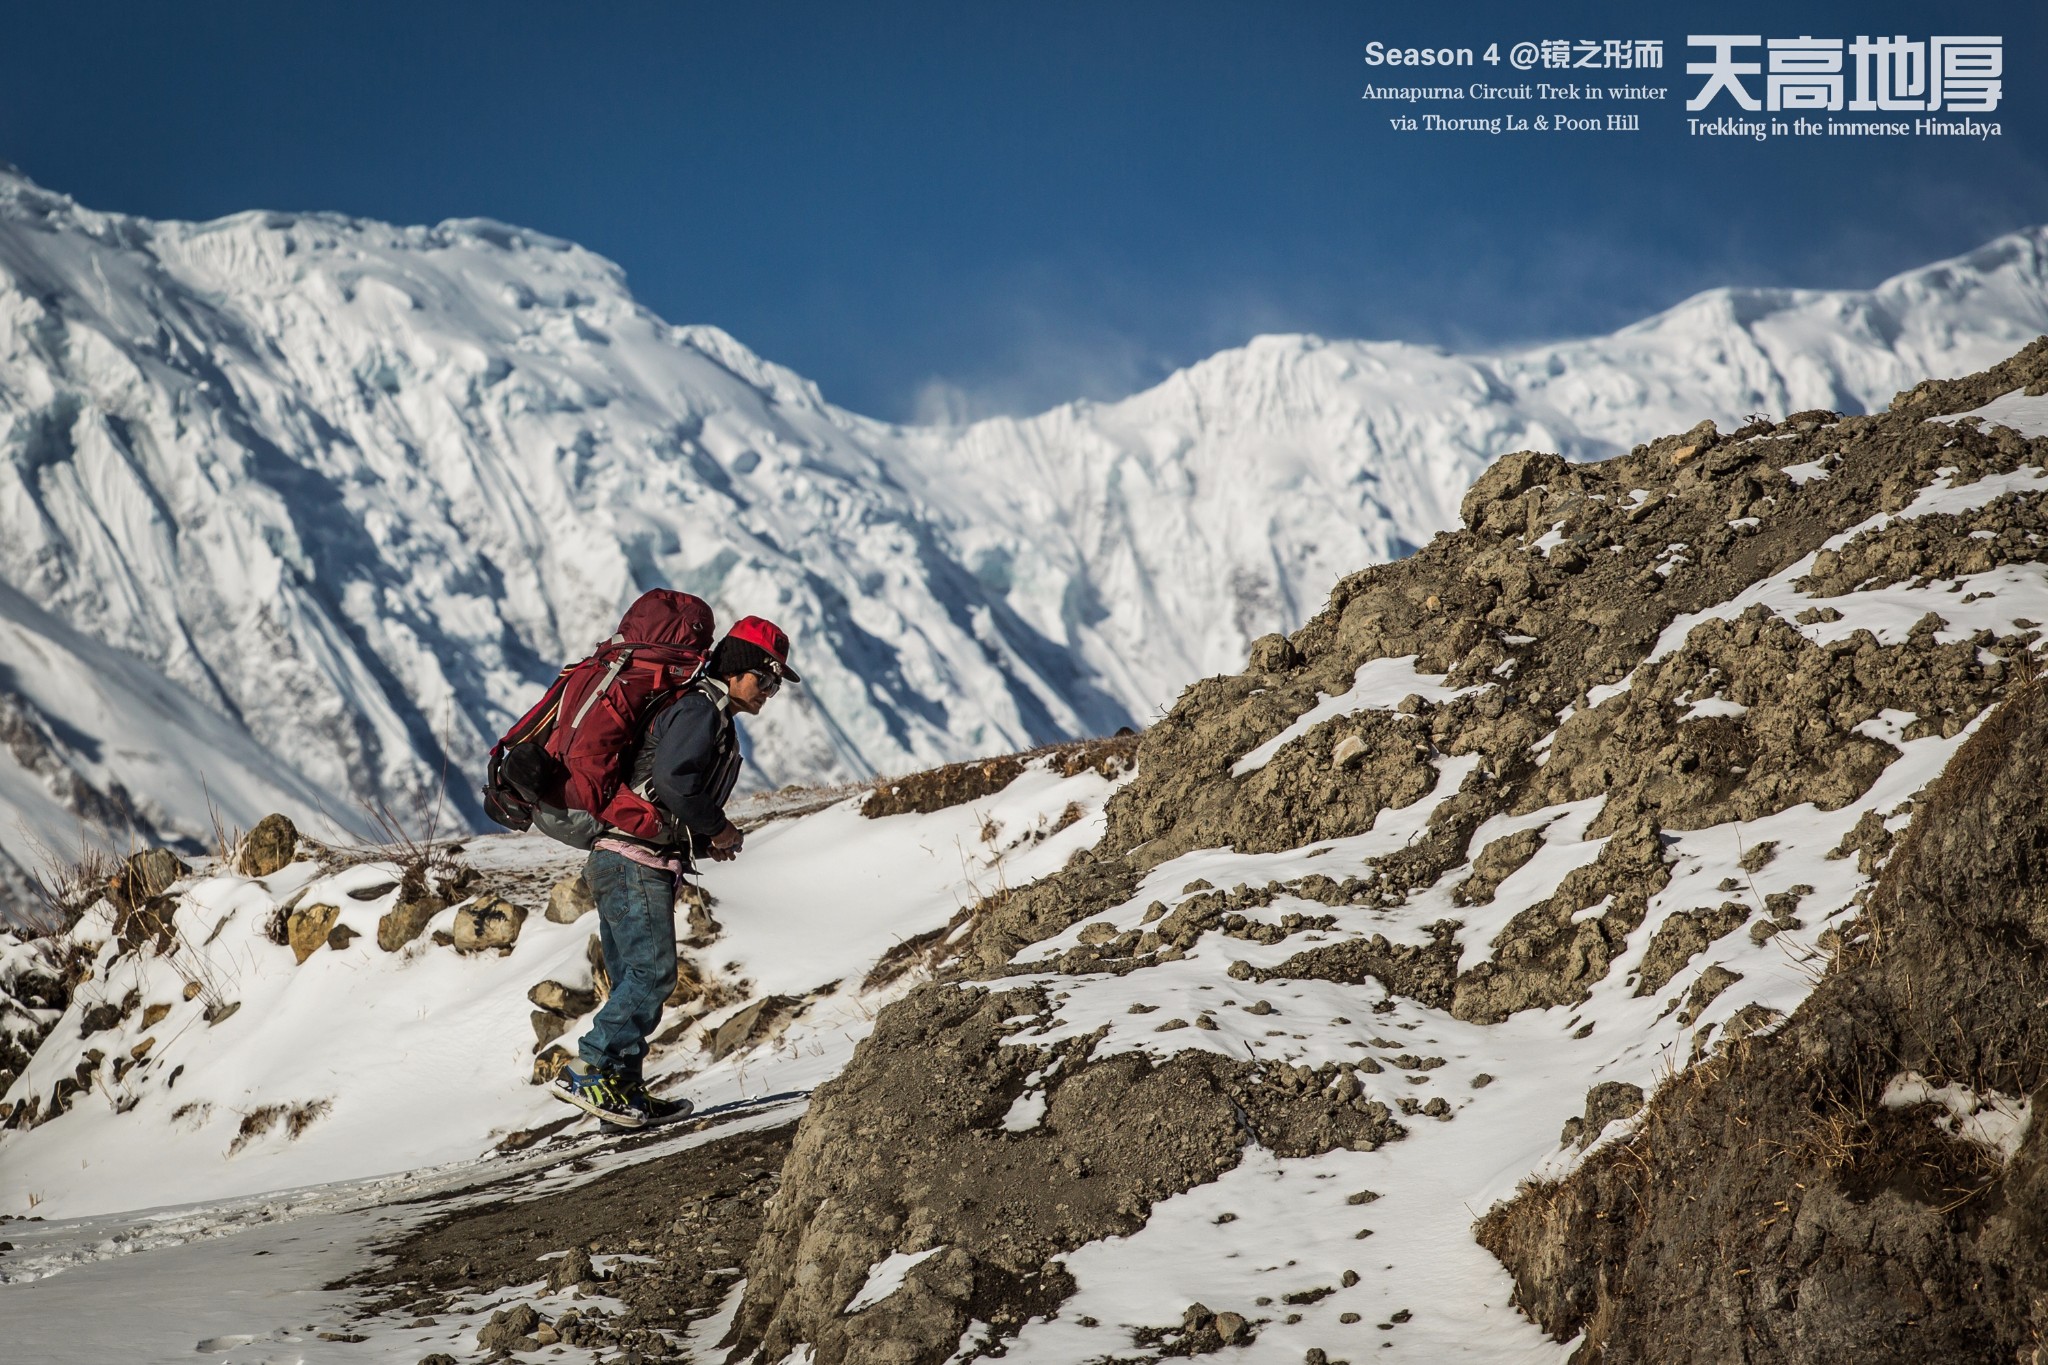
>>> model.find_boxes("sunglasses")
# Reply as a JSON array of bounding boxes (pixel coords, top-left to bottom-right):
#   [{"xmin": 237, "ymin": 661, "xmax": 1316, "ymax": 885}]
[{"xmin": 750, "ymin": 665, "xmax": 783, "ymax": 696}]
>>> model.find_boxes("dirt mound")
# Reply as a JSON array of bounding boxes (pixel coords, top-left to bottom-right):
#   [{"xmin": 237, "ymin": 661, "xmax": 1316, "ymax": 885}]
[{"xmin": 1477, "ymin": 674, "xmax": 2048, "ymax": 1363}]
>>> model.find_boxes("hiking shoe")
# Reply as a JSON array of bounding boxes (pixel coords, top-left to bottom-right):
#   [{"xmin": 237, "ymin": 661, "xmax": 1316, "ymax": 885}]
[
  {"xmin": 550, "ymin": 1062, "xmax": 649, "ymax": 1128},
  {"xmin": 626, "ymin": 1078, "xmax": 695, "ymax": 1125}
]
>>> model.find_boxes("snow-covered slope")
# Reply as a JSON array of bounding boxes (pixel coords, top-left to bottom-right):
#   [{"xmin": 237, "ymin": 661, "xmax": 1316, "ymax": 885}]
[
  {"xmin": 4, "ymin": 165, "xmax": 2048, "ymax": 905},
  {"xmin": 0, "ymin": 747, "xmax": 1126, "ymax": 1218}
]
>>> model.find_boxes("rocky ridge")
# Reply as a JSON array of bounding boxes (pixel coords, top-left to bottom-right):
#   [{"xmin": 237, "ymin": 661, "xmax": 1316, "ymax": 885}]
[{"xmin": 719, "ymin": 341, "xmax": 2048, "ymax": 1363}]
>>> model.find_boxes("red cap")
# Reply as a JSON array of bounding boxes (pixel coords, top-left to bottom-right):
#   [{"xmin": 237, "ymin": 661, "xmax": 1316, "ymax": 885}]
[{"xmin": 727, "ymin": 616, "xmax": 800, "ymax": 682}]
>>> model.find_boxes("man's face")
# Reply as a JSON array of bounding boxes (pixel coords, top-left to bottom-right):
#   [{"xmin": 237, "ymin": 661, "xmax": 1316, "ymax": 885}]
[{"xmin": 726, "ymin": 668, "xmax": 779, "ymax": 715}]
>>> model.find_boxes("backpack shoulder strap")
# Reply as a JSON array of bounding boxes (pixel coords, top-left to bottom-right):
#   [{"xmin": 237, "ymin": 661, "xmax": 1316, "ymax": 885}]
[{"xmin": 566, "ymin": 639, "xmax": 631, "ymax": 733}]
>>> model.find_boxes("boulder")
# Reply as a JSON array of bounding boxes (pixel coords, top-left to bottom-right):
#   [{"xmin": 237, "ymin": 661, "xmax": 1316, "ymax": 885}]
[
  {"xmin": 545, "ymin": 867, "xmax": 595, "ymax": 923},
  {"xmin": 237, "ymin": 813, "xmax": 301, "ymax": 878},
  {"xmin": 453, "ymin": 896, "xmax": 527, "ymax": 953},
  {"xmin": 528, "ymin": 980, "xmax": 598, "ymax": 1017},
  {"xmin": 286, "ymin": 904, "xmax": 339, "ymax": 964},
  {"xmin": 376, "ymin": 891, "xmax": 446, "ymax": 952},
  {"xmin": 546, "ymin": 1246, "xmax": 600, "ymax": 1291}
]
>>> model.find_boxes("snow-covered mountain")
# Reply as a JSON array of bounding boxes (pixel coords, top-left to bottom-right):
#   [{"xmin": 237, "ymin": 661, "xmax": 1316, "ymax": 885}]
[{"xmin": 3, "ymin": 165, "xmax": 2047, "ymax": 902}]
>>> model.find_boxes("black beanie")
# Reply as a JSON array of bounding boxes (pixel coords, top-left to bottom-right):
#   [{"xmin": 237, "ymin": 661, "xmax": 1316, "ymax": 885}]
[{"xmin": 710, "ymin": 636, "xmax": 775, "ymax": 680}]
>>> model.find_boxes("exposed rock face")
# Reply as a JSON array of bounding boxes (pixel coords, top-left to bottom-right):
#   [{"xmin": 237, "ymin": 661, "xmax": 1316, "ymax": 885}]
[
  {"xmin": 1479, "ymin": 675, "xmax": 2048, "ymax": 1362},
  {"xmin": 727, "ymin": 340, "xmax": 2048, "ymax": 1363},
  {"xmin": 734, "ymin": 984, "xmax": 1398, "ymax": 1363}
]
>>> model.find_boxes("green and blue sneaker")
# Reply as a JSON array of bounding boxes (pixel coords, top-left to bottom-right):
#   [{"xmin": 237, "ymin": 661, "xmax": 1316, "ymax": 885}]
[{"xmin": 550, "ymin": 1060, "xmax": 650, "ymax": 1128}]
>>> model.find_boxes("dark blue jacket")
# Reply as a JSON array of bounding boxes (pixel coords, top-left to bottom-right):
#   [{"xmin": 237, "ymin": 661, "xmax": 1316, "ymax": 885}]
[{"xmin": 624, "ymin": 679, "xmax": 744, "ymax": 854}]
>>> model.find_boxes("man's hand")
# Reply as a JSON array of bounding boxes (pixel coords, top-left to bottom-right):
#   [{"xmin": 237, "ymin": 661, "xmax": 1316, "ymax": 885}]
[{"xmin": 707, "ymin": 821, "xmax": 744, "ymax": 861}]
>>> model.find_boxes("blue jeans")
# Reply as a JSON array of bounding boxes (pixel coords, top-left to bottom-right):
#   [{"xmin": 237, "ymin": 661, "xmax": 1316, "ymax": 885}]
[{"xmin": 578, "ymin": 849, "xmax": 679, "ymax": 1079}]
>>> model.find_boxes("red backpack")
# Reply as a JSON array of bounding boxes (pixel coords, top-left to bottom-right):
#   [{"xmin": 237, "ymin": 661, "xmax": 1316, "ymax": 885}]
[{"xmin": 483, "ymin": 590, "xmax": 714, "ymax": 847}]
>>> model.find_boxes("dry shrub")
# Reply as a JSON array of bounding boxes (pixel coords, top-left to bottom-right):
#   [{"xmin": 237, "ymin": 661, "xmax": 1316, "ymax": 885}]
[
  {"xmin": 285, "ymin": 1098, "xmax": 332, "ymax": 1139},
  {"xmin": 227, "ymin": 1103, "xmax": 288, "ymax": 1155}
]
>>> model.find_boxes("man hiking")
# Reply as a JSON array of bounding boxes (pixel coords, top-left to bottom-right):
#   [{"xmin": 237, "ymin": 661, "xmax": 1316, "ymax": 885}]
[{"xmin": 550, "ymin": 615, "xmax": 801, "ymax": 1127}]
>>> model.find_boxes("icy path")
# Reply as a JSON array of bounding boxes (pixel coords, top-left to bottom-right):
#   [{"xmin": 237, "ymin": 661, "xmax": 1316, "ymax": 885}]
[{"xmin": 0, "ymin": 1105, "xmax": 796, "ymax": 1363}]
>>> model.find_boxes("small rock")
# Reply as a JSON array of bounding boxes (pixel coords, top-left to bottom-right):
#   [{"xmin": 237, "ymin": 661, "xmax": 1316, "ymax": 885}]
[
  {"xmin": 78, "ymin": 1002, "xmax": 121, "ymax": 1038},
  {"xmin": 204, "ymin": 1000, "xmax": 240, "ymax": 1026},
  {"xmin": 532, "ymin": 1010, "xmax": 570, "ymax": 1050},
  {"xmin": 1470, "ymin": 1073, "xmax": 1494, "ymax": 1088},
  {"xmin": 1153, "ymin": 1018, "xmax": 1189, "ymax": 1032},
  {"xmin": 286, "ymin": 904, "xmax": 340, "ymax": 963},
  {"xmin": 1227, "ymin": 960, "xmax": 1255, "ymax": 981},
  {"xmin": 1077, "ymin": 921, "xmax": 1119, "ymax": 946},
  {"xmin": 325, "ymin": 924, "xmax": 359, "ymax": 951},
  {"xmin": 1341, "ymin": 1269, "xmax": 1360, "ymax": 1286},
  {"xmin": 377, "ymin": 891, "xmax": 447, "ymax": 952},
  {"xmin": 416, "ymin": 1356, "xmax": 458, "ymax": 1365},
  {"xmin": 114, "ymin": 849, "xmax": 188, "ymax": 910},
  {"xmin": 130, "ymin": 1037, "xmax": 155, "ymax": 1060},
  {"xmin": 1214, "ymin": 1311, "xmax": 1249, "ymax": 1344},
  {"xmin": 476, "ymin": 1303, "xmax": 543, "ymax": 1353},
  {"xmin": 1346, "ymin": 1190, "xmax": 1380, "ymax": 1205},
  {"xmin": 545, "ymin": 867, "xmax": 596, "ymax": 924},
  {"xmin": 141, "ymin": 1003, "xmax": 172, "ymax": 1029},
  {"xmin": 1331, "ymin": 734, "xmax": 1367, "ymax": 769},
  {"xmin": 1305, "ymin": 1350, "xmax": 1330, "ymax": 1365},
  {"xmin": 528, "ymin": 980, "xmax": 599, "ymax": 1017},
  {"xmin": 453, "ymin": 896, "xmax": 527, "ymax": 952},
  {"xmin": 1182, "ymin": 1302, "xmax": 1214, "ymax": 1330},
  {"xmin": 238, "ymin": 813, "xmax": 301, "ymax": 878},
  {"xmin": 182, "ymin": 981, "xmax": 203, "ymax": 1001}
]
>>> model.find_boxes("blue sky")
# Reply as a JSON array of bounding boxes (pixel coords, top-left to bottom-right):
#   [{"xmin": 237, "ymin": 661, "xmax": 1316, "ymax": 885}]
[{"xmin": 5, "ymin": 2, "xmax": 2043, "ymax": 421}]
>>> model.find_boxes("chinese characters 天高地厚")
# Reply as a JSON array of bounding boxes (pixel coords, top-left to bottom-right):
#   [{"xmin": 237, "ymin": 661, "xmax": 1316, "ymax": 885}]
[{"xmin": 1685, "ymin": 35, "xmax": 2002, "ymax": 113}]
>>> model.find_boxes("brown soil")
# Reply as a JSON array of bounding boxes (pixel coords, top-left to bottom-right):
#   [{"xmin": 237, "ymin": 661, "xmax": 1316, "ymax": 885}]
[{"xmin": 346, "ymin": 1119, "xmax": 797, "ymax": 1355}]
